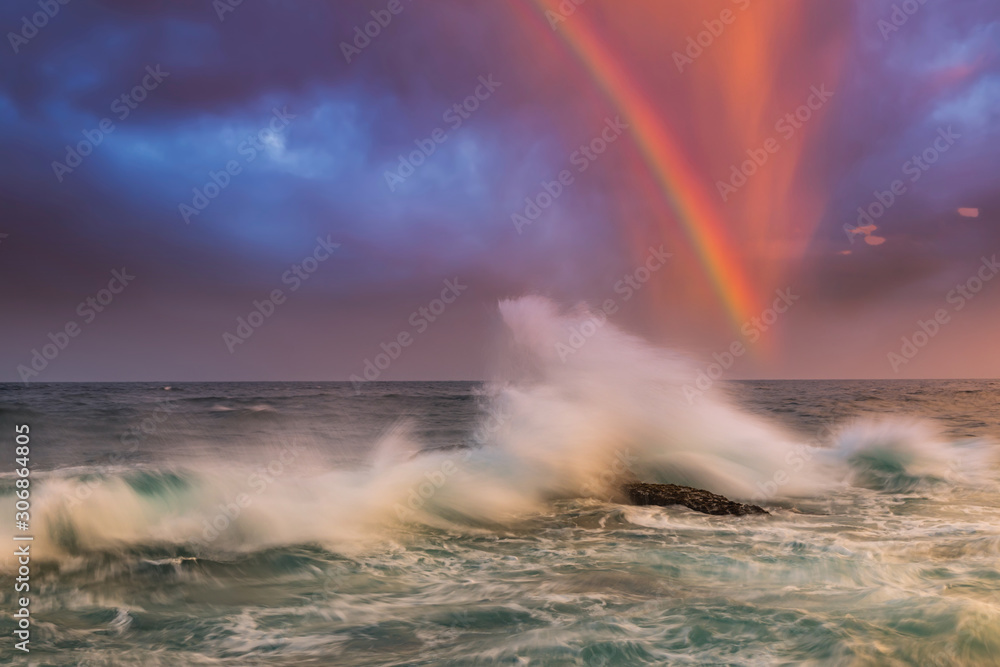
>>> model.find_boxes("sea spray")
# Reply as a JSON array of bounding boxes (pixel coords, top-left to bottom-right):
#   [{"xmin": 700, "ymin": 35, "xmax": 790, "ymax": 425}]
[
  {"xmin": 828, "ymin": 417, "xmax": 995, "ymax": 491},
  {"xmin": 481, "ymin": 296, "xmax": 828, "ymax": 500},
  {"xmin": 4, "ymin": 298, "xmax": 996, "ymax": 570}
]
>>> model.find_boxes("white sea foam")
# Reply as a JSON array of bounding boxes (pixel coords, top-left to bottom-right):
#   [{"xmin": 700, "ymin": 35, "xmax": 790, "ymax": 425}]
[{"xmin": 3, "ymin": 297, "xmax": 995, "ymax": 568}]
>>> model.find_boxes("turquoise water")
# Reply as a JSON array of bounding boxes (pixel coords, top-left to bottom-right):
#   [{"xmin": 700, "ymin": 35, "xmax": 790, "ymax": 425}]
[{"xmin": 1, "ymin": 379, "xmax": 999, "ymax": 665}]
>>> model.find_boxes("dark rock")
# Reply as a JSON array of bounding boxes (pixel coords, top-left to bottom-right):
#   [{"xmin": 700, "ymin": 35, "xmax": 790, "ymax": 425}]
[{"xmin": 621, "ymin": 482, "xmax": 769, "ymax": 516}]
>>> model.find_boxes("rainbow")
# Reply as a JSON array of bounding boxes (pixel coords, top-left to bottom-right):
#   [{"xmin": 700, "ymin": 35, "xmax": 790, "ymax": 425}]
[{"xmin": 525, "ymin": 0, "xmax": 760, "ymax": 329}]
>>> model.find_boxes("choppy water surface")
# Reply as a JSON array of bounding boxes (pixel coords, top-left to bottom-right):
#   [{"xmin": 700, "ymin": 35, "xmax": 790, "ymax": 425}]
[
  {"xmin": 1, "ymin": 377, "xmax": 998, "ymax": 666},
  {"xmin": 3, "ymin": 293, "xmax": 1000, "ymax": 667}
]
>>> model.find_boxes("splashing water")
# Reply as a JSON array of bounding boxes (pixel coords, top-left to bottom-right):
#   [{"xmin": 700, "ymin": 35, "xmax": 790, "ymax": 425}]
[
  {"xmin": 6, "ymin": 297, "xmax": 993, "ymax": 566},
  {"xmin": 2, "ymin": 298, "xmax": 999, "ymax": 665}
]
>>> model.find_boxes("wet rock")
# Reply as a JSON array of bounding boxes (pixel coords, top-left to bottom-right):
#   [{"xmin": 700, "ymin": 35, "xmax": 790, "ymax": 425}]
[{"xmin": 621, "ymin": 482, "xmax": 769, "ymax": 516}]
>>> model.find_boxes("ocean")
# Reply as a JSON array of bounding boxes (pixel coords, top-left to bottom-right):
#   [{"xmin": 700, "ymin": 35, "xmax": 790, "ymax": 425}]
[
  {"xmin": 2, "ymin": 375, "xmax": 999, "ymax": 666},
  {"xmin": 3, "ymin": 293, "xmax": 1000, "ymax": 667}
]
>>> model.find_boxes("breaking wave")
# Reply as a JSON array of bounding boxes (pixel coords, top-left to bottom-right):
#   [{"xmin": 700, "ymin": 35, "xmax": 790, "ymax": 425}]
[{"xmin": 2, "ymin": 297, "xmax": 993, "ymax": 569}]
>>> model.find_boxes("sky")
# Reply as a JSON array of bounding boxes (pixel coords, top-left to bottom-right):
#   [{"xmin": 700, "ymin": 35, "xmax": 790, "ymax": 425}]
[{"xmin": 1, "ymin": 0, "xmax": 998, "ymax": 382}]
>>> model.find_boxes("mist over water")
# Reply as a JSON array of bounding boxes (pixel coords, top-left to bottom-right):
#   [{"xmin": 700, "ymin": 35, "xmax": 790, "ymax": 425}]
[{"xmin": 2, "ymin": 297, "xmax": 999, "ymax": 665}]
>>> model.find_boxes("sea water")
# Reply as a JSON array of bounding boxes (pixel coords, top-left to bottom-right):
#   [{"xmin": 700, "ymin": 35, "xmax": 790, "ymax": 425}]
[{"xmin": 1, "ymin": 298, "xmax": 998, "ymax": 665}]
